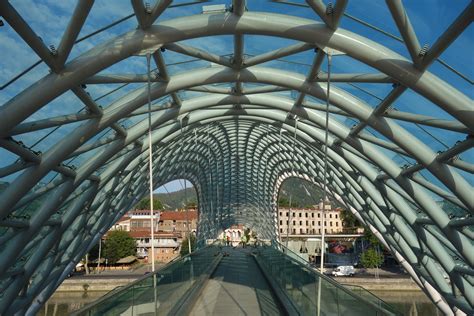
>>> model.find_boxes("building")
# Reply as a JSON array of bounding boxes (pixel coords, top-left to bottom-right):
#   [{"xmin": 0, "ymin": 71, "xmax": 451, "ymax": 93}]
[
  {"xmin": 130, "ymin": 230, "xmax": 181, "ymax": 262},
  {"xmin": 217, "ymin": 224, "xmax": 245, "ymax": 246},
  {"xmin": 111, "ymin": 209, "xmax": 198, "ymax": 262},
  {"xmin": 278, "ymin": 205, "xmax": 344, "ymax": 235}
]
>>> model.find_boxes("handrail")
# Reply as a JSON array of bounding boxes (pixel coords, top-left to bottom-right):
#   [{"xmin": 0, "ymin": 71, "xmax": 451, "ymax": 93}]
[
  {"xmin": 341, "ymin": 283, "xmax": 394, "ymax": 309},
  {"xmin": 266, "ymin": 240, "xmax": 400, "ymax": 315},
  {"xmin": 71, "ymin": 241, "xmax": 219, "ymax": 315}
]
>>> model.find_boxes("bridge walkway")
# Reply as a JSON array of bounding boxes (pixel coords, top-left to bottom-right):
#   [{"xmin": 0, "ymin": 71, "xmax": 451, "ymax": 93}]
[{"xmin": 190, "ymin": 247, "xmax": 284, "ymax": 316}]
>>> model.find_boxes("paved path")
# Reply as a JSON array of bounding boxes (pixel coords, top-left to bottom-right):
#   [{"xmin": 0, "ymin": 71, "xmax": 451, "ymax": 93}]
[{"xmin": 190, "ymin": 247, "xmax": 284, "ymax": 316}]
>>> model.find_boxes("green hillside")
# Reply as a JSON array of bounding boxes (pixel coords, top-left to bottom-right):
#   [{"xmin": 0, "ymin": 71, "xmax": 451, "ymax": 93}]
[
  {"xmin": 135, "ymin": 178, "xmax": 331, "ymax": 210},
  {"xmin": 277, "ymin": 178, "xmax": 325, "ymax": 208},
  {"xmin": 153, "ymin": 187, "xmax": 197, "ymax": 210}
]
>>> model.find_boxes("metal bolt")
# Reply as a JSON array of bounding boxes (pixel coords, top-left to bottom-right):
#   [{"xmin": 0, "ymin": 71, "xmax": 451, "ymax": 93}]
[
  {"xmin": 49, "ymin": 45, "xmax": 57, "ymax": 56},
  {"xmin": 418, "ymin": 44, "xmax": 429, "ymax": 57},
  {"xmin": 326, "ymin": 3, "xmax": 334, "ymax": 15},
  {"xmin": 145, "ymin": 2, "xmax": 152, "ymax": 14}
]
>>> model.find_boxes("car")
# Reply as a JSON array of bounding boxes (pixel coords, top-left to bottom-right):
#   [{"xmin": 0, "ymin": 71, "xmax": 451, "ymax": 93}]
[{"xmin": 332, "ymin": 265, "xmax": 355, "ymax": 277}]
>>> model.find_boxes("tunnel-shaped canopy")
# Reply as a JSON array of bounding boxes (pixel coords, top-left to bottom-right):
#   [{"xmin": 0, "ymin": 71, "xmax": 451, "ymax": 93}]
[{"xmin": 0, "ymin": 1, "xmax": 473, "ymax": 315}]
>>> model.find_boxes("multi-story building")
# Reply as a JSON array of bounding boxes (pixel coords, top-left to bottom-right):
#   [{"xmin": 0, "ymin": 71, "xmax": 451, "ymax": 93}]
[
  {"xmin": 111, "ymin": 209, "xmax": 198, "ymax": 262},
  {"xmin": 277, "ymin": 205, "xmax": 344, "ymax": 235},
  {"xmin": 131, "ymin": 230, "xmax": 181, "ymax": 262}
]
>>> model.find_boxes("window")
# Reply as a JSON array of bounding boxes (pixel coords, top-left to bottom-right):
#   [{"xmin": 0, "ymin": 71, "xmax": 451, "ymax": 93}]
[
  {"xmin": 279, "ymin": 212, "xmax": 282, "ymax": 216},
  {"xmin": 300, "ymin": 228, "xmax": 304, "ymax": 234},
  {"xmin": 286, "ymin": 212, "xmax": 289, "ymax": 216},
  {"xmin": 299, "ymin": 221, "xmax": 302, "ymax": 225},
  {"xmin": 280, "ymin": 220, "xmax": 283, "ymax": 225},
  {"xmin": 293, "ymin": 220, "xmax": 296, "ymax": 225},
  {"xmin": 318, "ymin": 213, "xmax": 320, "ymax": 218},
  {"xmin": 311, "ymin": 213, "xmax": 314, "ymax": 218},
  {"xmin": 336, "ymin": 222, "xmax": 338, "ymax": 227},
  {"xmin": 329, "ymin": 214, "xmax": 332, "ymax": 219},
  {"xmin": 318, "ymin": 221, "xmax": 321, "ymax": 226},
  {"xmin": 293, "ymin": 212, "xmax": 295, "ymax": 217},
  {"xmin": 299, "ymin": 213, "xmax": 302, "ymax": 217},
  {"xmin": 335, "ymin": 214, "xmax": 338, "ymax": 219},
  {"xmin": 312, "ymin": 221, "xmax": 315, "ymax": 225},
  {"xmin": 330, "ymin": 221, "xmax": 333, "ymax": 227},
  {"xmin": 306, "ymin": 221, "xmax": 308, "ymax": 225}
]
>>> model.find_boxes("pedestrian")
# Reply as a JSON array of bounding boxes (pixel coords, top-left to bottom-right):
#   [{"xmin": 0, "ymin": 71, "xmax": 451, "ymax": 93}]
[{"xmin": 226, "ymin": 235, "xmax": 231, "ymax": 246}]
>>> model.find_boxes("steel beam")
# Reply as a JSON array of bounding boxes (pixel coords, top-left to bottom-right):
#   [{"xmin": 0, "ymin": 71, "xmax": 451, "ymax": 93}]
[
  {"xmin": 56, "ymin": 0, "xmax": 94, "ymax": 68},
  {"xmin": 164, "ymin": 42, "xmax": 233, "ymax": 68},
  {"xmin": 386, "ymin": 0, "xmax": 422, "ymax": 67},
  {"xmin": 0, "ymin": 1, "xmax": 58, "ymax": 70},
  {"xmin": 244, "ymin": 42, "xmax": 314, "ymax": 67}
]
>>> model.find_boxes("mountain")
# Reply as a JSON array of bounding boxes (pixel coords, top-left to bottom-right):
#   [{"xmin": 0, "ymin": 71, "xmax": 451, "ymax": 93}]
[
  {"xmin": 153, "ymin": 187, "xmax": 197, "ymax": 210},
  {"xmin": 147, "ymin": 178, "xmax": 330, "ymax": 210},
  {"xmin": 278, "ymin": 178, "xmax": 325, "ymax": 208}
]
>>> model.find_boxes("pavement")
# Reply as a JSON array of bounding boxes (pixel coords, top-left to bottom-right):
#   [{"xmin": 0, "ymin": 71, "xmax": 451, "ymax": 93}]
[
  {"xmin": 190, "ymin": 247, "xmax": 284, "ymax": 316},
  {"xmin": 68, "ymin": 263, "xmax": 164, "ymax": 279}
]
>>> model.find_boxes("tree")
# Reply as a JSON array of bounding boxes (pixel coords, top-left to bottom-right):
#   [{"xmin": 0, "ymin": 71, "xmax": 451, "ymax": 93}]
[
  {"xmin": 180, "ymin": 234, "xmax": 197, "ymax": 256},
  {"xmin": 340, "ymin": 209, "xmax": 361, "ymax": 229},
  {"xmin": 103, "ymin": 231, "xmax": 136, "ymax": 264},
  {"xmin": 185, "ymin": 199, "xmax": 197, "ymax": 209},
  {"xmin": 135, "ymin": 197, "xmax": 163, "ymax": 210},
  {"xmin": 278, "ymin": 197, "xmax": 290, "ymax": 207},
  {"xmin": 363, "ymin": 230, "xmax": 381, "ymax": 248},
  {"xmin": 360, "ymin": 248, "xmax": 384, "ymax": 268}
]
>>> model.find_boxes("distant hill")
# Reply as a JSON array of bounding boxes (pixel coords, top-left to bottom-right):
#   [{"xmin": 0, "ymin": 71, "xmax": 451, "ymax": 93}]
[
  {"xmin": 278, "ymin": 178, "xmax": 325, "ymax": 208},
  {"xmin": 153, "ymin": 187, "xmax": 197, "ymax": 210},
  {"xmin": 147, "ymin": 178, "xmax": 331, "ymax": 210}
]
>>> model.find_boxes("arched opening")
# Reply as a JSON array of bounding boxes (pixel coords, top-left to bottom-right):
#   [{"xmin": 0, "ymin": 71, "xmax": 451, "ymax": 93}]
[
  {"xmin": 0, "ymin": 1, "xmax": 471, "ymax": 314},
  {"xmin": 275, "ymin": 175, "xmax": 364, "ymax": 267}
]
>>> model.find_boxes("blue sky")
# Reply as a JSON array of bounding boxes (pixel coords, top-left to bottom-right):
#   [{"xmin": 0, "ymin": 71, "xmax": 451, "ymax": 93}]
[
  {"xmin": 0, "ymin": 0, "xmax": 472, "ymax": 191},
  {"xmin": 155, "ymin": 179, "xmax": 193, "ymax": 193}
]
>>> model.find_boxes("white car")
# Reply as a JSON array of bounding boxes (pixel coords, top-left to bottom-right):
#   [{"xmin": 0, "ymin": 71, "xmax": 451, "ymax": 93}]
[{"xmin": 332, "ymin": 265, "xmax": 355, "ymax": 277}]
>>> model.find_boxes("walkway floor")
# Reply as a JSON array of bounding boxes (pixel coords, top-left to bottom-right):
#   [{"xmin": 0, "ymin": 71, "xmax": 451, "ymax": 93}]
[{"xmin": 190, "ymin": 247, "xmax": 284, "ymax": 316}]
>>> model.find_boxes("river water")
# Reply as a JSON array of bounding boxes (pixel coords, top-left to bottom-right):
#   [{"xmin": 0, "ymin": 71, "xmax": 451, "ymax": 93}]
[{"xmin": 37, "ymin": 289, "xmax": 438, "ymax": 315}]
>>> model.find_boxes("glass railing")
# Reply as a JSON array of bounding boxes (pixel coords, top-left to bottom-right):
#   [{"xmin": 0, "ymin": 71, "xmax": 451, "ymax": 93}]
[
  {"xmin": 72, "ymin": 243, "xmax": 222, "ymax": 316},
  {"xmin": 254, "ymin": 240, "xmax": 400, "ymax": 316}
]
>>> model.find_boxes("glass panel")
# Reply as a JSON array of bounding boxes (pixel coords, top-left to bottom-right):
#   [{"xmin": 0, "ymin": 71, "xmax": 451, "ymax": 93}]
[
  {"xmin": 255, "ymin": 241, "xmax": 399, "ymax": 315},
  {"xmin": 75, "ymin": 244, "xmax": 221, "ymax": 315}
]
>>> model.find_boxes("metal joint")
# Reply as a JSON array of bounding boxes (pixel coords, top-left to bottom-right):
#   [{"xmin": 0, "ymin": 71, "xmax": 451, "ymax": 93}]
[
  {"xmin": 418, "ymin": 44, "xmax": 430, "ymax": 57},
  {"xmin": 145, "ymin": 2, "xmax": 152, "ymax": 14},
  {"xmin": 326, "ymin": 3, "xmax": 334, "ymax": 15},
  {"xmin": 49, "ymin": 45, "xmax": 57, "ymax": 56}
]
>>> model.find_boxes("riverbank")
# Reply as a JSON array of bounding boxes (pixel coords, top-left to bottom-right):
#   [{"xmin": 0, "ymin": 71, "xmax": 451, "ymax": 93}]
[
  {"xmin": 56, "ymin": 277, "xmax": 138, "ymax": 292},
  {"xmin": 336, "ymin": 276, "xmax": 420, "ymax": 291},
  {"xmin": 56, "ymin": 274, "xmax": 420, "ymax": 293}
]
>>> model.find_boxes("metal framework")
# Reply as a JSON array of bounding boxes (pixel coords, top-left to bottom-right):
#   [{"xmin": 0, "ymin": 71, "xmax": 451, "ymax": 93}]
[{"xmin": 0, "ymin": 1, "xmax": 472, "ymax": 315}]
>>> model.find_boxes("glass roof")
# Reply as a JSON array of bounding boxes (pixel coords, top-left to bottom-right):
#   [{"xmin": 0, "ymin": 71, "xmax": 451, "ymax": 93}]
[{"xmin": 0, "ymin": 1, "xmax": 472, "ymax": 314}]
